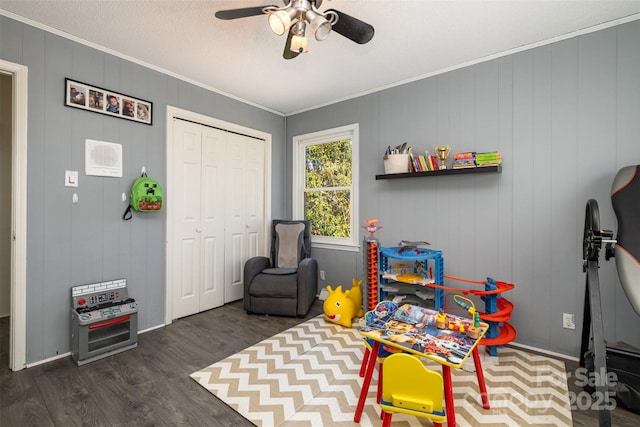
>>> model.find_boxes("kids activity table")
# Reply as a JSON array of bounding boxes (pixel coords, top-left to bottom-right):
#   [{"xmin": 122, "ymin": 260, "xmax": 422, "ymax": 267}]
[{"xmin": 354, "ymin": 303, "xmax": 491, "ymax": 427}]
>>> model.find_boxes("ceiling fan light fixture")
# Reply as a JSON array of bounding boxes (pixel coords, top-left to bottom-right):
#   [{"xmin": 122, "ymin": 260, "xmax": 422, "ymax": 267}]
[
  {"xmin": 268, "ymin": 8, "xmax": 297, "ymax": 36},
  {"xmin": 290, "ymin": 34, "xmax": 308, "ymax": 53},
  {"xmin": 305, "ymin": 10, "xmax": 332, "ymax": 41},
  {"xmin": 289, "ymin": 21, "xmax": 308, "ymax": 53},
  {"xmin": 216, "ymin": 0, "xmax": 375, "ymax": 59}
]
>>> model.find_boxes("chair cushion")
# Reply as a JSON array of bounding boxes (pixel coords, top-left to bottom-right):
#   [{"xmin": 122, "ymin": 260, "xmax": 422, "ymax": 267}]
[
  {"xmin": 248, "ymin": 272, "xmax": 298, "ymax": 298},
  {"xmin": 262, "ymin": 267, "xmax": 298, "ymax": 275},
  {"xmin": 274, "ymin": 222, "xmax": 305, "ymax": 268}
]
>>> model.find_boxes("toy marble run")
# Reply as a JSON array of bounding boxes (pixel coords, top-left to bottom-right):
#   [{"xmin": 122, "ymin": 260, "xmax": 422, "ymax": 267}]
[{"xmin": 430, "ymin": 275, "xmax": 516, "ymax": 356}]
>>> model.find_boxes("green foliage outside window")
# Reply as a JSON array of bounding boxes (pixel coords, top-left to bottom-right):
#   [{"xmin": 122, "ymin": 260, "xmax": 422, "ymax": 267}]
[{"xmin": 304, "ymin": 139, "xmax": 352, "ymax": 238}]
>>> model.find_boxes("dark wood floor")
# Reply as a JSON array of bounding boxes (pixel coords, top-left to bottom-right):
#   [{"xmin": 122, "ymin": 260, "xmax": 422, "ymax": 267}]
[{"xmin": 1, "ymin": 300, "xmax": 638, "ymax": 426}]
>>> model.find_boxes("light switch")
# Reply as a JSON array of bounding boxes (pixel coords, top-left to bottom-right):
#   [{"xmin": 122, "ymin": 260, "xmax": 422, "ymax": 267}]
[{"xmin": 65, "ymin": 170, "xmax": 79, "ymax": 187}]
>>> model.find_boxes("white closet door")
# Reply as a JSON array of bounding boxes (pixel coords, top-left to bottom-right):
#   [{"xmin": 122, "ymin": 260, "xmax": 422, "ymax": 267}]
[
  {"xmin": 245, "ymin": 137, "xmax": 265, "ymax": 260},
  {"xmin": 171, "ymin": 119, "xmax": 266, "ymax": 317},
  {"xmin": 171, "ymin": 119, "xmax": 206, "ymax": 318},
  {"xmin": 200, "ymin": 127, "xmax": 226, "ymax": 310},
  {"xmin": 223, "ymin": 134, "xmax": 266, "ymax": 302},
  {"xmin": 172, "ymin": 122, "xmax": 227, "ymax": 318},
  {"xmin": 224, "ymin": 133, "xmax": 248, "ymax": 303}
]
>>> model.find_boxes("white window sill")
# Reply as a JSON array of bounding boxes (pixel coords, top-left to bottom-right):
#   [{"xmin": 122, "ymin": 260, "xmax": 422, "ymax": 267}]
[{"xmin": 311, "ymin": 242, "xmax": 360, "ymax": 252}]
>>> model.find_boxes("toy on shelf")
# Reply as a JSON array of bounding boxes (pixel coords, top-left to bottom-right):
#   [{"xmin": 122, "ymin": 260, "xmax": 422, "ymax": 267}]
[
  {"xmin": 397, "ymin": 240, "xmax": 431, "ymax": 254},
  {"xmin": 323, "ymin": 279, "xmax": 365, "ymax": 328},
  {"xmin": 382, "ymin": 261, "xmax": 434, "ymax": 286},
  {"xmin": 362, "ymin": 219, "xmax": 383, "ymax": 310}
]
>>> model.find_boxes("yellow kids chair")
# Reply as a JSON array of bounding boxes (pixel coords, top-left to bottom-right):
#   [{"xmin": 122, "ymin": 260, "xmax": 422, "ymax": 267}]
[{"xmin": 379, "ymin": 353, "xmax": 446, "ymax": 427}]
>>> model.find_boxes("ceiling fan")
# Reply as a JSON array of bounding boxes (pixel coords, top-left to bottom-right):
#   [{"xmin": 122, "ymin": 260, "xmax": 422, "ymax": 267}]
[{"xmin": 215, "ymin": 0, "xmax": 374, "ymax": 59}]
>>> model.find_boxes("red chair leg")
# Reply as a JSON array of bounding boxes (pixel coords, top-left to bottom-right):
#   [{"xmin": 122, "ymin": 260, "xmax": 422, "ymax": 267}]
[
  {"xmin": 381, "ymin": 412, "xmax": 392, "ymax": 427},
  {"xmin": 359, "ymin": 347, "xmax": 370, "ymax": 377}
]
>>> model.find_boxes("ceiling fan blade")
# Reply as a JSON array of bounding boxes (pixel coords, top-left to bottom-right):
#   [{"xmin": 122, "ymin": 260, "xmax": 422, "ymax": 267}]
[
  {"xmin": 326, "ymin": 8, "xmax": 374, "ymax": 44},
  {"xmin": 215, "ymin": 5, "xmax": 275, "ymax": 20},
  {"xmin": 283, "ymin": 32, "xmax": 301, "ymax": 60}
]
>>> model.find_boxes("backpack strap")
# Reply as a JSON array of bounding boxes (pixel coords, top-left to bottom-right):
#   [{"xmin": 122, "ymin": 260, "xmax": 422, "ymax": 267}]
[
  {"xmin": 123, "ymin": 205, "xmax": 133, "ymax": 221},
  {"xmin": 122, "ymin": 170, "xmax": 147, "ymax": 220}
]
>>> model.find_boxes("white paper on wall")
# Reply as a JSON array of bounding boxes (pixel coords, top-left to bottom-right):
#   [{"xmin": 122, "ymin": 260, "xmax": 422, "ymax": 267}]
[{"xmin": 85, "ymin": 139, "xmax": 123, "ymax": 177}]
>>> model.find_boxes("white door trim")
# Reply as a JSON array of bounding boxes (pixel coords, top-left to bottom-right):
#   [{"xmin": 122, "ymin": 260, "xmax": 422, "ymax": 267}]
[
  {"xmin": 2, "ymin": 59, "xmax": 28, "ymax": 371},
  {"xmin": 165, "ymin": 106, "xmax": 272, "ymax": 325}
]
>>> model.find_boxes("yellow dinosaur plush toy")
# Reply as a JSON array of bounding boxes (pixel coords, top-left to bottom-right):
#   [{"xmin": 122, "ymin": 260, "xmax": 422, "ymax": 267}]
[{"xmin": 323, "ymin": 279, "xmax": 364, "ymax": 328}]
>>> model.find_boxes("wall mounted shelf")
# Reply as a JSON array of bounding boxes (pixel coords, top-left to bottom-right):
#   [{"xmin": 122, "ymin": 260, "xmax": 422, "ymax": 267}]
[{"xmin": 375, "ymin": 164, "xmax": 501, "ymax": 180}]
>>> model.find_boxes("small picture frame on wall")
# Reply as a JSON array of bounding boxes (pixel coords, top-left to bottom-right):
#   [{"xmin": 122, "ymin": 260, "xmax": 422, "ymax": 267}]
[{"xmin": 65, "ymin": 78, "xmax": 152, "ymax": 125}]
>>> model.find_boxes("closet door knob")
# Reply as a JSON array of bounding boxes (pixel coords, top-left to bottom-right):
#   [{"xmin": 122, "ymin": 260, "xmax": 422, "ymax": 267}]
[{"xmin": 196, "ymin": 228, "xmax": 202, "ymax": 233}]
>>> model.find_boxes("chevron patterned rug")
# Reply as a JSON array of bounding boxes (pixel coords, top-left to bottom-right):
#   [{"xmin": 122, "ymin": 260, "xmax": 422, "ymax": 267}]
[{"xmin": 190, "ymin": 316, "xmax": 572, "ymax": 426}]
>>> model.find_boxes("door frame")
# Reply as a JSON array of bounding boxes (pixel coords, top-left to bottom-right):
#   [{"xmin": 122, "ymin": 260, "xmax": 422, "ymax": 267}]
[
  {"xmin": 2, "ymin": 59, "xmax": 28, "ymax": 371},
  {"xmin": 165, "ymin": 106, "xmax": 272, "ymax": 325}
]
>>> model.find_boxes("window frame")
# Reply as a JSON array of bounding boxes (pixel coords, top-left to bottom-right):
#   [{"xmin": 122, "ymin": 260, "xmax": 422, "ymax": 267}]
[{"xmin": 292, "ymin": 123, "xmax": 359, "ymax": 252}]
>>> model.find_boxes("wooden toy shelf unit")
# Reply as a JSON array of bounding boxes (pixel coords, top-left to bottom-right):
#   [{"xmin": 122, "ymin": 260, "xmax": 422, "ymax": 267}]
[{"xmin": 376, "ymin": 164, "xmax": 501, "ymax": 180}]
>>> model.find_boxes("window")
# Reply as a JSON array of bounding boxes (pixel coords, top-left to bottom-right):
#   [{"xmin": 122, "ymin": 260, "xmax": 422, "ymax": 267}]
[{"xmin": 293, "ymin": 124, "xmax": 359, "ymax": 251}]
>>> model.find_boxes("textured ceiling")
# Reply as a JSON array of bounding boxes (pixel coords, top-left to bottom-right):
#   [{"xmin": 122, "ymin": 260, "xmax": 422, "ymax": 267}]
[{"xmin": 2, "ymin": 0, "xmax": 640, "ymax": 115}]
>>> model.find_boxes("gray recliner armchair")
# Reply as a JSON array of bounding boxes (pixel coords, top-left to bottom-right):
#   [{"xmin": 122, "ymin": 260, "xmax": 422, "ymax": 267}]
[{"xmin": 243, "ymin": 219, "xmax": 318, "ymax": 317}]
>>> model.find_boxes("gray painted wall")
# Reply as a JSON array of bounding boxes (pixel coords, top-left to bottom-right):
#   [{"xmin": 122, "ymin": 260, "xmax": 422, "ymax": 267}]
[
  {"xmin": 1, "ymin": 16, "xmax": 285, "ymax": 364},
  {"xmin": 3, "ymin": 13, "xmax": 640, "ymax": 363},
  {"xmin": 286, "ymin": 20, "xmax": 640, "ymax": 357}
]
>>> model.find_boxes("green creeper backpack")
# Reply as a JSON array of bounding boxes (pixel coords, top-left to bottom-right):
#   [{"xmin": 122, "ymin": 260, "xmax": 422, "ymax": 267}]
[{"xmin": 123, "ymin": 171, "xmax": 163, "ymax": 220}]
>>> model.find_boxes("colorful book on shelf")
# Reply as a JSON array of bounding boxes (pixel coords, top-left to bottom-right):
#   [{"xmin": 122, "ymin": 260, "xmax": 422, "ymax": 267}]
[
  {"xmin": 410, "ymin": 154, "xmax": 421, "ymax": 172},
  {"xmin": 454, "ymin": 152, "xmax": 476, "ymax": 160},
  {"xmin": 475, "ymin": 151, "xmax": 502, "ymax": 166},
  {"xmin": 428, "ymin": 155, "xmax": 439, "ymax": 170},
  {"xmin": 475, "ymin": 151, "xmax": 501, "ymax": 160},
  {"xmin": 453, "ymin": 159, "xmax": 476, "ymax": 169},
  {"xmin": 419, "ymin": 155, "xmax": 429, "ymax": 171},
  {"xmin": 422, "ymin": 156, "xmax": 430, "ymax": 171}
]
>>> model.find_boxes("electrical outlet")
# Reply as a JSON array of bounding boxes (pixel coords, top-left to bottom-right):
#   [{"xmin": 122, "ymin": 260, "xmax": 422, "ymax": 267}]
[
  {"xmin": 563, "ymin": 313, "xmax": 575, "ymax": 330},
  {"xmin": 319, "ymin": 270, "xmax": 326, "ymax": 281}
]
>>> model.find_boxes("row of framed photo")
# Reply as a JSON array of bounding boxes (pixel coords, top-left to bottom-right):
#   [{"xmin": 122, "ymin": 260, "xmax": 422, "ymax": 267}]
[{"xmin": 65, "ymin": 78, "xmax": 152, "ymax": 125}]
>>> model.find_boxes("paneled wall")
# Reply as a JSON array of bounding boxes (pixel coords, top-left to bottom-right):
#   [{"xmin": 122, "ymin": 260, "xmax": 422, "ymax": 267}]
[
  {"xmin": 3, "ymin": 12, "xmax": 640, "ymax": 363},
  {"xmin": 0, "ymin": 16, "xmax": 285, "ymax": 365},
  {"xmin": 286, "ymin": 20, "xmax": 640, "ymax": 357}
]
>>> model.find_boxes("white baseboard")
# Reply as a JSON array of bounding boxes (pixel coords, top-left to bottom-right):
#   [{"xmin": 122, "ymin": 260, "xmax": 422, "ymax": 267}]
[
  {"xmin": 24, "ymin": 323, "xmax": 166, "ymax": 368},
  {"xmin": 25, "ymin": 352, "xmax": 71, "ymax": 368},
  {"xmin": 139, "ymin": 323, "xmax": 165, "ymax": 334},
  {"xmin": 509, "ymin": 340, "xmax": 579, "ymax": 362}
]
